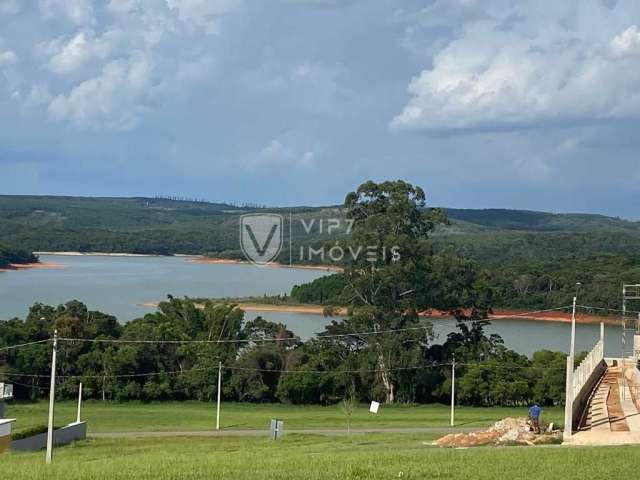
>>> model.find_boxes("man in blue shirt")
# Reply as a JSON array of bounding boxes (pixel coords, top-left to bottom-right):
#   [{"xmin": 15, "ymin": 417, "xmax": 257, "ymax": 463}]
[{"xmin": 528, "ymin": 404, "xmax": 542, "ymax": 434}]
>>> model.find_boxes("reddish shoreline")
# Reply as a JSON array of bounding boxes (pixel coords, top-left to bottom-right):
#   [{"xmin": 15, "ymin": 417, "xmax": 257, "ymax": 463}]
[
  {"xmin": 137, "ymin": 302, "xmax": 617, "ymax": 325},
  {"xmin": 423, "ymin": 308, "xmax": 617, "ymax": 325},
  {"xmin": 0, "ymin": 261, "xmax": 66, "ymax": 272},
  {"xmin": 188, "ymin": 257, "xmax": 343, "ymax": 272}
]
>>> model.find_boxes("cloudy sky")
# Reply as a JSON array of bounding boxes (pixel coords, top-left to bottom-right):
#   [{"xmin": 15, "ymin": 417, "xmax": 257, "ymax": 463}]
[{"xmin": 1, "ymin": 0, "xmax": 640, "ymax": 218}]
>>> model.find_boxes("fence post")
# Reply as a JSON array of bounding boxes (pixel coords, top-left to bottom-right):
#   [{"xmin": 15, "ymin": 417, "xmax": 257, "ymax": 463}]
[{"xmin": 76, "ymin": 383, "xmax": 83, "ymax": 424}]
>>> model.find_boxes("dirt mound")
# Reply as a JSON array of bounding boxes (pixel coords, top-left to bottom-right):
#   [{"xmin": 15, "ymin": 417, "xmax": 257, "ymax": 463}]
[{"xmin": 436, "ymin": 417, "xmax": 561, "ymax": 448}]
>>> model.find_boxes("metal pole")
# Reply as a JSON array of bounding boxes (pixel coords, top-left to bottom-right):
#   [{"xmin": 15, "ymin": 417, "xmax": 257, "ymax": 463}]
[
  {"xmin": 216, "ymin": 361, "xmax": 222, "ymax": 431},
  {"xmin": 76, "ymin": 382, "xmax": 83, "ymax": 424},
  {"xmin": 622, "ymin": 286, "xmax": 626, "ymax": 400},
  {"xmin": 622, "ymin": 285, "xmax": 627, "ymax": 359},
  {"xmin": 46, "ymin": 330, "xmax": 58, "ymax": 464},
  {"xmin": 450, "ymin": 356, "xmax": 455, "ymax": 427}
]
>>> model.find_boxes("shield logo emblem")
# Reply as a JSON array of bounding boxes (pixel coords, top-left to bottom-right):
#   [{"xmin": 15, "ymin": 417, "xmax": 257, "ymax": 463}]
[{"xmin": 239, "ymin": 214, "xmax": 284, "ymax": 265}]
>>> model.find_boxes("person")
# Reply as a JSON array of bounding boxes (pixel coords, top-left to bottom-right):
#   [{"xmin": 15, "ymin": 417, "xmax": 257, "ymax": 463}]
[{"xmin": 528, "ymin": 404, "xmax": 542, "ymax": 434}]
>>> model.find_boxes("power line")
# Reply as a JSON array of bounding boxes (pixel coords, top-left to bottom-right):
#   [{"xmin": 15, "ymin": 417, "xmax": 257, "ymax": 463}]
[
  {"xmin": 56, "ymin": 325, "xmax": 434, "ymax": 345},
  {"xmin": 495, "ymin": 305, "xmax": 573, "ymax": 316},
  {"xmin": 224, "ymin": 362, "xmax": 453, "ymax": 375},
  {"xmin": 2, "ymin": 358, "xmax": 567, "ymax": 380},
  {"xmin": 0, "ymin": 304, "xmax": 581, "ymax": 356},
  {"xmin": 0, "ymin": 339, "xmax": 50, "ymax": 352},
  {"xmin": 579, "ymin": 304, "xmax": 640, "ymax": 315},
  {"xmin": 0, "ymin": 378, "xmax": 50, "ymax": 391}
]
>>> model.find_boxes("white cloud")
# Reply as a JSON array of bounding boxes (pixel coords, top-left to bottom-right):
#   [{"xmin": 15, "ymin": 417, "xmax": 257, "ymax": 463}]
[
  {"xmin": 610, "ymin": 25, "xmax": 640, "ymax": 56},
  {"xmin": 41, "ymin": 30, "xmax": 115, "ymax": 75},
  {"xmin": 249, "ymin": 140, "xmax": 316, "ymax": 170},
  {"xmin": 165, "ymin": 0, "xmax": 242, "ymax": 34},
  {"xmin": 48, "ymin": 53, "xmax": 154, "ymax": 130},
  {"xmin": 106, "ymin": 0, "xmax": 138, "ymax": 14},
  {"xmin": 0, "ymin": 49, "xmax": 17, "ymax": 66},
  {"xmin": 39, "ymin": 0, "xmax": 96, "ymax": 26},
  {"xmin": 2, "ymin": 1, "xmax": 233, "ymax": 131},
  {"xmin": 392, "ymin": 4, "xmax": 640, "ymax": 132}
]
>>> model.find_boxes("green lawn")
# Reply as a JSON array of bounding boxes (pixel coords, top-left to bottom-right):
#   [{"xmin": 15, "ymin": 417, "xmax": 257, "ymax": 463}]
[
  {"xmin": 3, "ymin": 434, "xmax": 639, "ymax": 480},
  {"xmin": 5, "ymin": 401, "xmax": 563, "ymax": 434}
]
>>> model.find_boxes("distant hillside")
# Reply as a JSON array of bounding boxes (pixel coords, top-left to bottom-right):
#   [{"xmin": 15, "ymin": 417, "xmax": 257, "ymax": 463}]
[
  {"xmin": 1, "ymin": 195, "xmax": 640, "ymax": 263},
  {"xmin": 443, "ymin": 208, "xmax": 640, "ymax": 234}
]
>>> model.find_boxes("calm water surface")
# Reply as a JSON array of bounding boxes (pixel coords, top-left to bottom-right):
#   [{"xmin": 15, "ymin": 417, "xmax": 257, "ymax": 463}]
[
  {"xmin": 0, "ymin": 255, "xmax": 326, "ymax": 321},
  {"xmin": 1, "ymin": 255, "xmax": 623, "ymax": 357}
]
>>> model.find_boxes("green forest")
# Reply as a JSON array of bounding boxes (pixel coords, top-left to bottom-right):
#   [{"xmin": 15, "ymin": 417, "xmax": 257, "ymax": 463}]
[
  {"xmin": 0, "ymin": 298, "xmax": 568, "ymax": 407},
  {"xmin": 2, "ymin": 194, "xmax": 640, "ymax": 263},
  {"xmin": 0, "ymin": 242, "xmax": 38, "ymax": 268},
  {"xmin": 290, "ymin": 253, "xmax": 640, "ymax": 312},
  {"xmin": 1, "ymin": 182, "xmax": 581, "ymax": 407}
]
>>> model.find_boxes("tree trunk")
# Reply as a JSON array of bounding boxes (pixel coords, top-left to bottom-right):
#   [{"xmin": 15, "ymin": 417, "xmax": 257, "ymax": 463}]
[{"xmin": 377, "ymin": 352, "xmax": 394, "ymax": 404}]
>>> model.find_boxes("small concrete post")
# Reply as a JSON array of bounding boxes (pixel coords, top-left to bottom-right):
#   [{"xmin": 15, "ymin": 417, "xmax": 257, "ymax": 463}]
[
  {"xmin": 216, "ymin": 361, "xmax": 222, "ymax": 431},
  {"xmin": 76, "ymin": 383, "xmax": 83, "ymax": 424},
  {"xmin": 450, "ymin": 356, "xmax": 455, "ymax": 427},
  {"xmin": 600, "ymin": 322, "xmax": 604, "ymax": 344}
]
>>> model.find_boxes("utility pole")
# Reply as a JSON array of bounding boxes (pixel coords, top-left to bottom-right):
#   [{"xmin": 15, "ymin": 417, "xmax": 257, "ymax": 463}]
[
  {"xmin": 565, "ymin": 290, "xmax": 579, "ymax": 439},
  {"xmin": 216, "ymin": 361, "xmax": 222, "ymax": 431},
  {"xmin": 450, "ymin": 356, "xmax": 455, "ymax": 428},
  {"xmin": 46, "ymin": 330, "xmax": 58, "ymax": 464},
  {"xmin": 76, "ymin": 383, "xmax": 83, "ymax": 424},
  {"xmin": 569, "ymin": 295, "xmax": 577, "ymax": 360}
]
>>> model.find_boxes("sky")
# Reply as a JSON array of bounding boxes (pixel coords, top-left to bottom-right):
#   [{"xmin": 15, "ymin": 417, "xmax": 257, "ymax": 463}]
[{"xmin": 1, "ymin": 0, "xmax": 640, "ymax": 218}]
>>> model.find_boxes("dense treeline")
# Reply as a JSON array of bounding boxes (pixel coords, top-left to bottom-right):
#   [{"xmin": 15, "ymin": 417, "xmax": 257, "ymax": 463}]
[
  {"xmin": 433, "ymin": 231, "xmax": 640, "ymax": 265},
  {"xmin": 291, "ymin": 253, "xmax": 639, "ymax": 313},
  {"xmin": 0, "ymin": 298, "xmax": 568, "ymax": 407},
  {"xmin": 0, "ymin": 243, "xmax": 38, "ymax": 268},
  {"xmin": 2, "ymin": 195, "xmax": 640, "ymax": 265}
]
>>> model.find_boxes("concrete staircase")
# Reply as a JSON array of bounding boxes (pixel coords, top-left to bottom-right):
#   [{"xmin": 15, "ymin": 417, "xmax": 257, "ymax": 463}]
[
  {"xmin": 568, "ymin": 364, "xmax": 640, "ymax": 445},
  {"xmin": 582, "ymin": 373, "xmax": 609, "ymax": 431}
]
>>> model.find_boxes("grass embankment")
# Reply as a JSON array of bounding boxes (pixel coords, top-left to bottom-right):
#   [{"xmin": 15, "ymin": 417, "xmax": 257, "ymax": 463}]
[
  {"xmin": 3, "ymin": 434, "xmax": 640, "ymax": 479},
  {"xmin": 7, "ymin": 401, "xmax": 563, "ymax": 434}
]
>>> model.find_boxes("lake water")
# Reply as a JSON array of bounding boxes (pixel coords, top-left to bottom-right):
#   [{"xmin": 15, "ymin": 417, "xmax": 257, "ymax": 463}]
[
  {"xmin": 0, "ymin": 255, "xmax": 327, "ymax": 321},
  {"xmin": 0, "ymin": 255, "xmax": 625, "ymax": 357}
]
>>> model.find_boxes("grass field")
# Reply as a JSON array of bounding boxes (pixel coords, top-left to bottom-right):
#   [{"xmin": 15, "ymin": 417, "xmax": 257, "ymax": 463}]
[
  {"xmin": 3, "ymin": 433, "xmax": 640, "ymax": 479},
  {"xmin": 5, "ymin": 401, "xmax": 564, "ymax": 434}
]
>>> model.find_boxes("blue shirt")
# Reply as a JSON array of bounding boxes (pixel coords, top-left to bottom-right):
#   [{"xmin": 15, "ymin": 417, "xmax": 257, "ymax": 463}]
[{"xmin": 529, "ymin": 405, "xmax": 541, "ymax": 419}]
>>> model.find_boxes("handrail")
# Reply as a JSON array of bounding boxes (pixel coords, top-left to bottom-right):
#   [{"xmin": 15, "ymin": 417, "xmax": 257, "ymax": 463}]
[{"xmin": 572, "ymin": 339, "xmax": 604, "ymax": 398}]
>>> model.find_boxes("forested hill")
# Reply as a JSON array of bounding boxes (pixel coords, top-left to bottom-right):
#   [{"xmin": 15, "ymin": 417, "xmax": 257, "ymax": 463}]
[
  {"xmin": 1, "ymin": 195, "xmax": 640, "ymax": 263},
  {"xmin": 443, "ymin": 208, "xmax": 640, "ymax": 234}
]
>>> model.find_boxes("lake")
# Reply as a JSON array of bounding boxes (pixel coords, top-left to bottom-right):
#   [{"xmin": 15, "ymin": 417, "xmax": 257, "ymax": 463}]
[
  {"xmin": 0, "ymin": 255, "xmax": 327, "ymax": 320},
  {"xmin": 0, "ymin": 255, "xmax": 624, "ymax": 357}
]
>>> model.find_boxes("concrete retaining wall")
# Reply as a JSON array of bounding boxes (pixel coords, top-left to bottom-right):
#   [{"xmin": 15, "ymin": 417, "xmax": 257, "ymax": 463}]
[
  {"xmin": 11, "ymin": 422, "xmax": 87, "ymax": 452},
  {"xmin": 572, "ymin": 359, "xmax": 607, "ymax": 431}
]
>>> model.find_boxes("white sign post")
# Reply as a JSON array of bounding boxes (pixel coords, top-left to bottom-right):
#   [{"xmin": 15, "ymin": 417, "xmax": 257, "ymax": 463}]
[{"xmin": 369, "ymin": 401, "xmax": 380, "ymax": 414}]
